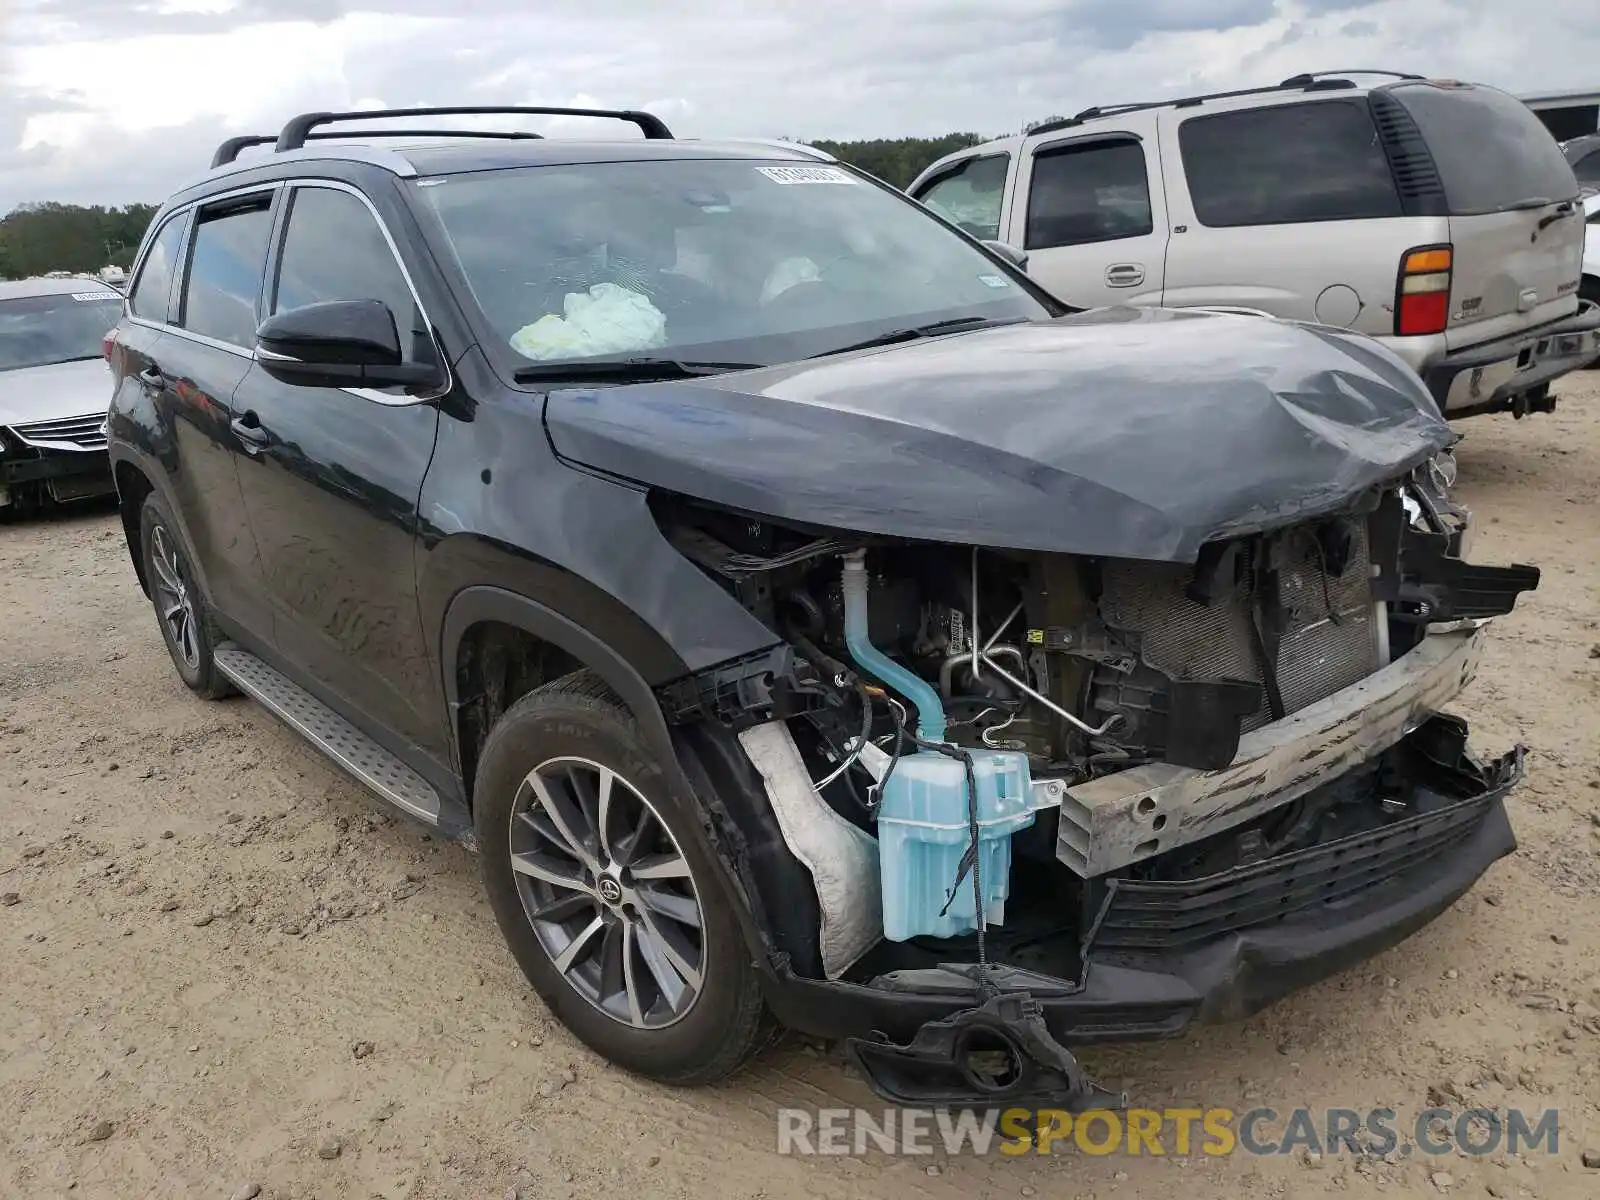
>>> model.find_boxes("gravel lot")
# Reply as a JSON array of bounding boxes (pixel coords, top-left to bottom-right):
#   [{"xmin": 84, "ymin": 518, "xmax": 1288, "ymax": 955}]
[{"xmin": 2, "ymin": 378, "xmax": 1598, "ymax": 1200}]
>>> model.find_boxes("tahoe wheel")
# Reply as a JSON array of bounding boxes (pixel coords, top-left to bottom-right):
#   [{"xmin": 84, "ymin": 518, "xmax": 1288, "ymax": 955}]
[
  {"xmin": 475, "ymin": 673, "xmax": 765, "ymax": 1084},
  {"xmin": 139, "ymin": 494, "xmax": 234, "ymax": 699}
]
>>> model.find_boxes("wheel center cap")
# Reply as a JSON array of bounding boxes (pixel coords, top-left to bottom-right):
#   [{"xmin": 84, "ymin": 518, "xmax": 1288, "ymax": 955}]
[{"xmin": 597, "ymin": 877, "xmax": 623, "ymax": 905}]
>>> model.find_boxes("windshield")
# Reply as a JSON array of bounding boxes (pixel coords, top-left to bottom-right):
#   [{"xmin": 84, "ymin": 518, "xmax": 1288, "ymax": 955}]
[
  {"xmin": 412, "ymin": 158, "xmax": 1052, "ymax": 369},
  {"xmin": 0, "ymin": 292, "xmax": 122, "ymax": 373}
]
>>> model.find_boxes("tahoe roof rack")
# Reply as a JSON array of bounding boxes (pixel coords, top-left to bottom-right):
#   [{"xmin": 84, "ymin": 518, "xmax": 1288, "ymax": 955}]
[
  {"xmin": 1029, "ymin": 69, "xmax": 1427, "ymax": 135},
  {"xmin": 210, "ymin": 105, "xmax": 673, "ymax": 169}
]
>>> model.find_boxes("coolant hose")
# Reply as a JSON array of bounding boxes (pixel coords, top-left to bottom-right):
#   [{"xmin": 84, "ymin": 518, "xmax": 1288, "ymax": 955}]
[{"xmin": 839, "ymin": 550, "xmax": 947, "ymax": 742}]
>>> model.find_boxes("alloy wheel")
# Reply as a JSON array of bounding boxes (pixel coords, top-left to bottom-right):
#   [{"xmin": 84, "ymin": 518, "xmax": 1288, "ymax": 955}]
[
  {"xmin": 149, "ymin": 524, "xmax": 199, "ymax": 671},
  {"xmin": 508, "ymin": 756, "xmax": 706, "ymax": 1029}
]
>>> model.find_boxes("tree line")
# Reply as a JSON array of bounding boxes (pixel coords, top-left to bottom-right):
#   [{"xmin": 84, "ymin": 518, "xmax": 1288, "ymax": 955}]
[
  {"xmin": 0, "ymin": 134, "xmax": 996, "ymax": 279},
  {"xmin": 0, "ymin": 202, "xmax": 158, "ymax": 280}
]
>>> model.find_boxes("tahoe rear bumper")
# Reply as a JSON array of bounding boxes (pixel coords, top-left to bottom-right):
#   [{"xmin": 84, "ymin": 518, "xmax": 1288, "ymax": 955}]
[{"xmin": 1422, "ymin": 302, "xmax": 1600, "ymax": 417}]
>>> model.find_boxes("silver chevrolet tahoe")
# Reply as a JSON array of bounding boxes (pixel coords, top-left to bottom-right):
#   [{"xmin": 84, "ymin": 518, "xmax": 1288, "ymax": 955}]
[{"xmin": 910, "ymin": 71, "xmax": 1600, "ymax": 419}]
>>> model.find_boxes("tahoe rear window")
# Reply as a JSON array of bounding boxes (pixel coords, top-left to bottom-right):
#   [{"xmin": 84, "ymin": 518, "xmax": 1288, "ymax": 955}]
[
  {"xmin": 1178, "ymin": 100, "xmax": 1403, "ymax": 227},
  {"xmin": 1386, "ymin": 82, "xmax": 1579, "ymax": 214}
]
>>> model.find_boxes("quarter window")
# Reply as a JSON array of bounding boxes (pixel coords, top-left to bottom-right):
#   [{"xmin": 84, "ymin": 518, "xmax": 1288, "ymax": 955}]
[
  {"xmin": 915, "ymin": 154, "xmax": 1010, "ymax": 241},
  {"xmin": 179, "ymin": 195, "xmax": 275, "ymax": 348},
  {"xmin": 129, "ymin": 217, "xmax": 186, "ymax": 321},
  {"xmin": 1179, "ymin": 101, "xmax": 1402, "ymax": 227},
  {"xmin": 272, "ymin": 187, "xmax": 426, "ymax": 359},
  {"xmin": 1024, "ymin": 139, "xmax": 1153, "ymax": 250}
]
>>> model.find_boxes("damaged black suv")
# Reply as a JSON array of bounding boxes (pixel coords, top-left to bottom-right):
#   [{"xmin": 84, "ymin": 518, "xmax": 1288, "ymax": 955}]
[{"xmin": 107, "ymin": 106, "xmax": 1539, "ymax": 1109}]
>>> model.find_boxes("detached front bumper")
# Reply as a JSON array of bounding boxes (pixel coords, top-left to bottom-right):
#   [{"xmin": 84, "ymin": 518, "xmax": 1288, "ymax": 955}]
[
  {"xmin": 763, "ymin": 715, "xmax": 1521, "ymax": 1106},
  {"xmin": 1422, "ymin": 302, "xmax": 1600, "ymax": 417},
  {"xmin": 1, "ymin": 419, "xmax": 114, "ymax": 506}
]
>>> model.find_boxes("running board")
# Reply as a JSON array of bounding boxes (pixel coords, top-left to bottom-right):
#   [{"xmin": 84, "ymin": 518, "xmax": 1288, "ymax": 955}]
[{"xmin": 213, "ymin": 643, "xmax": 444, "ymax": 828}]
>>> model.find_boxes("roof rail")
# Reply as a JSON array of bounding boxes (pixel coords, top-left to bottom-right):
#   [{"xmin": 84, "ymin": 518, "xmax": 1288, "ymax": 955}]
[
  {"xmin": 1287, "ymin": 69, "xmax": 1426, "ymax": 83},
  {"xmin": 210, "ymin": 127, "xmax": 548, "ymax": 169},
  {"xmin": 1027, "ymin": 69, "xmax": 1426, "ymax": 136},
  {"xmin": 275, "ymin": 105, "xmax": 672, "ymax": 153}
]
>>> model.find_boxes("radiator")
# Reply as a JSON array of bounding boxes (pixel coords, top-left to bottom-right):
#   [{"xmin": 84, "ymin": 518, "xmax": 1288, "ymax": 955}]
[{"xmin": 1099, "ymin": 523, "xmax": 1379, "ymax": 732}]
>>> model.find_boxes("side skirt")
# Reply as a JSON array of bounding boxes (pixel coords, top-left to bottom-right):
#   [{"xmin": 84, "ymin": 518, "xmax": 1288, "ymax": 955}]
[{"xmin": 213, "ymin": 643, "xmax": 474, "ymax": 848}]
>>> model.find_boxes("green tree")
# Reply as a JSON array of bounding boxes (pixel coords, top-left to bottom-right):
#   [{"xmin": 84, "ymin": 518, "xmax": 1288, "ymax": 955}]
[
  {"xmin": 0, "ymin": 201, "xmax": 157, "ymax": 278},
  {"xmin": 804, "ymin": 133, "xmax": 989, "ymax": 189}
]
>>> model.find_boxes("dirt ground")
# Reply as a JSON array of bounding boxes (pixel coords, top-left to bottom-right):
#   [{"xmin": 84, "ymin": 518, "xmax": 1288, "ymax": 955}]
[{"xmin": 2, "ymin": 380, "xmax": 1598, "ymax": 1200}]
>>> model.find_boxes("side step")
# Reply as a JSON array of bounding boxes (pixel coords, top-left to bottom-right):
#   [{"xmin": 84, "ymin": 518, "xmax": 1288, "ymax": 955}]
[{"xmin": 213, "ymin": 644, "xmax": 444, "ymax": 828}]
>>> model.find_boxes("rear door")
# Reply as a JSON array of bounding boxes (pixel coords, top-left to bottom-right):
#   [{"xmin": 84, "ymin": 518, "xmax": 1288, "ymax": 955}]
[
  {"xmin": 1158, "ymin": 96, "xmax": 1423, "ymax": 336},
  {"xmin": 1004, "ymin": 113, "xmax": 1167, "ymax": 308},
  {"xmin": 123, "ymin": 197, "xmax": 280, "ymax": 645},
  {"xmin": 1380, "ymin": 82, "xmax": 1584, "ymax": 348}
]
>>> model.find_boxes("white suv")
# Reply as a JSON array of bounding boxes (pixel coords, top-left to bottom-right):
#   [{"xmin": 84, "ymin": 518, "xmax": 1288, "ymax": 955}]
[{"xmin": 910, "ymin": 71, "xmax": 1599, "ymax": 419}]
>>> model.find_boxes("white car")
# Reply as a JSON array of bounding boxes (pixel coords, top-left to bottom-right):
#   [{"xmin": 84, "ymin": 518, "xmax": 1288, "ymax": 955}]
[{"xmin": 0, "ymin": 276, "xmax": 122, "ymax": 516}]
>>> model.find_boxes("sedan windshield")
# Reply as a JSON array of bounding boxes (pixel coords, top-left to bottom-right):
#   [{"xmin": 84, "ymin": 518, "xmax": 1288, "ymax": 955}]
[
  {"xmin": 412, "ymin": 157, "xmax": 1052, "ymax": 369},
  {"xmin": 0, "ymin": 292, "xmax": 122, "ymax": 373}
]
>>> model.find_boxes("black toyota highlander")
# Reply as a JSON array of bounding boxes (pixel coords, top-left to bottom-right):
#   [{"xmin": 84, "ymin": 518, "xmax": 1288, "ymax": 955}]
[{"xmin": 106, "ymin": 105, "xmax": 1538, "ymax": 1109}]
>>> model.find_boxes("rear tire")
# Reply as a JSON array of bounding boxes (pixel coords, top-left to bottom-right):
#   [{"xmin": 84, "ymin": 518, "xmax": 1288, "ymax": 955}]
[
  {"xmin": 139, "ymin": 494, "xmax": 234, "ymax": 699},
  {"xmin": 474, "ymin": 672, "xmax": 766, "ymax": 1085}
]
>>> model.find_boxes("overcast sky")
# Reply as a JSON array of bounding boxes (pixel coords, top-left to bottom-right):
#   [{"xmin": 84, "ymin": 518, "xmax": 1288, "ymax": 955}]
[{"xmin": 2, "ymin": 0, "xmax": 1596, "ymax": 212}]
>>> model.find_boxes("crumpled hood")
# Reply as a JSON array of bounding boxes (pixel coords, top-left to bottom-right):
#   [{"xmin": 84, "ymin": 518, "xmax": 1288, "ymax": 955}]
[
  {"xmin": 544, "ymin": 306, "xmax": 1454, "ymax": 563},
  {"xmin": 0, "ymin": 358, "xmax": 111, "ymax": 427}
]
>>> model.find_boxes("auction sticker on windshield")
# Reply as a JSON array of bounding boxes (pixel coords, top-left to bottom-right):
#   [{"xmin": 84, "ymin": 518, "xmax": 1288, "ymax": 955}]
[{"xmin": 757, "ymin": 165, "xmax": 858, "ymax": 185}]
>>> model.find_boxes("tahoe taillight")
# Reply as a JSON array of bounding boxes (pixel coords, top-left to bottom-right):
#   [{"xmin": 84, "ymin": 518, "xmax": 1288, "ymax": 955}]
[{"xmin": 1396, "ymin": 245, "xmax": 1452, "ymax": 337}]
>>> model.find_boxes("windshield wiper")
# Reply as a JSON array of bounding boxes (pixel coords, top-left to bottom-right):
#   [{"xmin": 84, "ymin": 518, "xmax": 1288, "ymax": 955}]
[
  {"xmin": 811, "ymin": 315, "xmax": 1019, "ymax": 359},
  {"xmin": 512, "ymin": 357, "xmax": 761, "ymax": 384}
]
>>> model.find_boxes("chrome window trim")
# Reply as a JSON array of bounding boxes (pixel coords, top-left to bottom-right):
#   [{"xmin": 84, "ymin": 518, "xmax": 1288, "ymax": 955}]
[{"xmin": 124, "ymin": 176, "xmax": 451, "ymax": 407}]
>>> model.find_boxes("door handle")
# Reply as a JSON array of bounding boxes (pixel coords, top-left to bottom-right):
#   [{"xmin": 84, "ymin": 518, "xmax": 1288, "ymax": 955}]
[
  {"xmin": 137, "ymin": 365, "xmax": 166, "ymax": 389},
  {"xmin": 1105, "ymin": 263, "xmax": 1145, "ymax": 288},
  {"xmin": 230, "ymin": 411, "xmax": 270, "ymax": 452}
]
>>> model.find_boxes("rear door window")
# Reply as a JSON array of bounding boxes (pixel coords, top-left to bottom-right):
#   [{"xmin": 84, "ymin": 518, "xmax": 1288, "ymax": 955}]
[
  {"xmin": 1024, "ymin": 139, "xmax": 1153, "ymax": 249},
  {"xmin": 178, "ymin": 194, "xmax": 276, "ymax": 348},
  {"xmin": 1386, "ymin": 83, "xmax": 1578, "ymax": 213},
  {"xmin": 914, "ymin": 154, "xmax": 1009, "ymax": 240},
  {"xmin": 1179, "ymin": 101, "xmax": 1402, "ymax": 227},
  {"xmin": 129, "ymin": 216, "xmax": 187, "ymax": 321}
]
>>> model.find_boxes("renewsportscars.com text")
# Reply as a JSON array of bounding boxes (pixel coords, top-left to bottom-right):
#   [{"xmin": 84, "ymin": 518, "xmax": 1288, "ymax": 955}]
[{"xmin": 776, "ymin": 1106, "xmax": 1561, "ymax": 1158}]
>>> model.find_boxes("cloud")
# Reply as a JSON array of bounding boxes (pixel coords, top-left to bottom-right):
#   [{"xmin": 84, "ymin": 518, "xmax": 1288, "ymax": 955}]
[{"xmin": 3, "ymin": 0, "xmax": 1598, "ymax": 211}]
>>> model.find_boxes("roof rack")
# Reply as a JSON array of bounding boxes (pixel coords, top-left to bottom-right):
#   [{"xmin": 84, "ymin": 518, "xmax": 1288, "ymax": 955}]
[
  {"xmin": 210, "ymin": 105, "xmax": 673, "ymax": 169},
  {"xmin": 1028, "ymin": 69, "xmax": 1426, "ymax": 136}
]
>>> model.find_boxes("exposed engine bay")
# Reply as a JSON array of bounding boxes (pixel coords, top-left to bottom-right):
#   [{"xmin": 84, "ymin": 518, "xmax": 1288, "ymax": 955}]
[
  {"xmin": 653, "ymin": 452, "xmax": 1537, "ymax": 990},
  {"xmin": 661, "ymin": 453, "xmax": 1497, "ymax": 777}
]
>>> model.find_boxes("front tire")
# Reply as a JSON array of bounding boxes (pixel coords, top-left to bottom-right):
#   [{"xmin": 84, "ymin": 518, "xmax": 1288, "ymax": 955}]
[
  {"xmin": 474, "ymin": 673, "xmax": 765, "ymax": 1085},
  {"xmin": 139, "ymin": 494, "xmax": 233, "ymax": 699}
]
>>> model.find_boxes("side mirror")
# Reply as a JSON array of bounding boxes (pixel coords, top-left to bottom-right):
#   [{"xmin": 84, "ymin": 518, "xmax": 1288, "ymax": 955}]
[
  {"xmin": 255, "ymin": 299, "xmax": 440, "ymax": 390},
  {"xmin": 982, "ymin": 240, "xmax": 1029, "ymax": 271}
]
